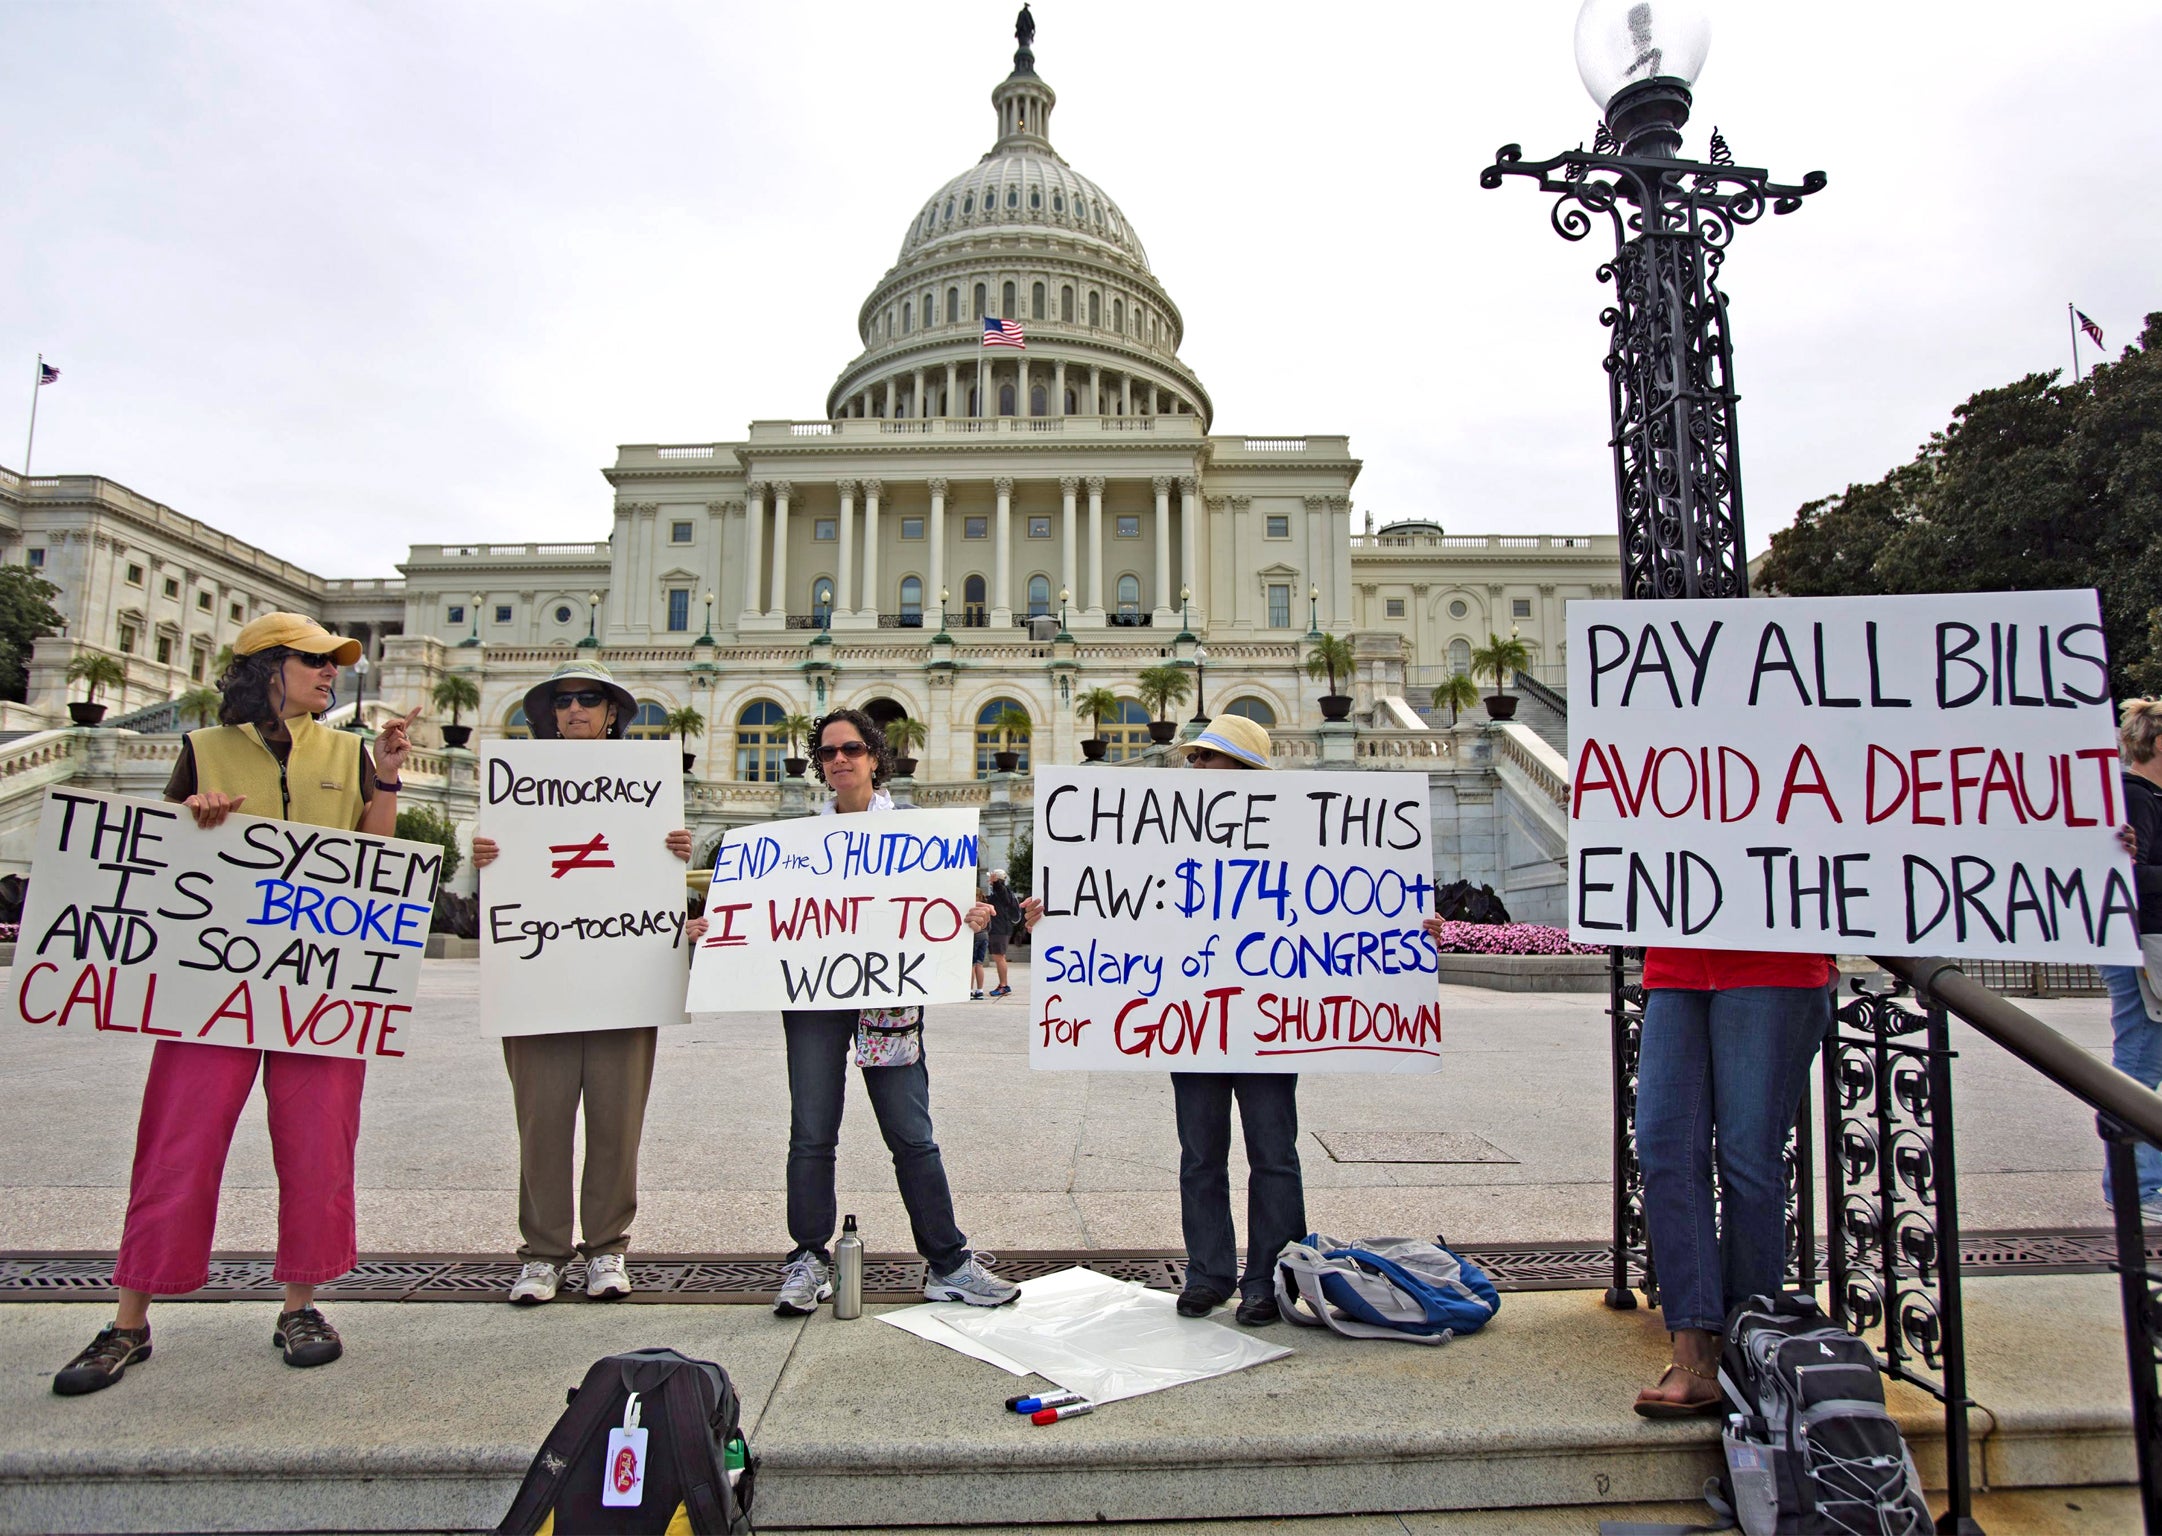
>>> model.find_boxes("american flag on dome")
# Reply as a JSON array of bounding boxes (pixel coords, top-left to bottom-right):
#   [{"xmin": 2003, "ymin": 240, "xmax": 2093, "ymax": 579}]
[
  {"xmin": 2076, "ymin": 309, "xmax": 2105, "ymax": 349},
  {"xmin": 982, "ymin": 317, "xmax": 1026, "ymax": 350},
  {"xmin": 37, "ymin": 363, "xmax": 59, "ymax": 385}
]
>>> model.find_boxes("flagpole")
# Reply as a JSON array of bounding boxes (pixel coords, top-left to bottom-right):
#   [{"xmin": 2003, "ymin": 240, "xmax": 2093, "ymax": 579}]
[
  {"xmin": 23, "ymin": 354, "xmax": 42, "ymax": 477},
  {"xmin": 2068, "ymin": 303, "xmax": 2083, "ymax": 384}
]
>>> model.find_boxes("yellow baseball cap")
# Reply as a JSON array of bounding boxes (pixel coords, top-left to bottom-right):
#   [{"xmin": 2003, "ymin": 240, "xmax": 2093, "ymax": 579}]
[{"xmin": 232, "ymin": 612, "xmax": 363, "ymax": 666}]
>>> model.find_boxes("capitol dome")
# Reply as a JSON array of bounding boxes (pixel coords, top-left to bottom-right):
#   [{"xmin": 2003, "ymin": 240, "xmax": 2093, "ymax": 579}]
[{"xmin": 825, "ymin": 19, "xmax": 1210, "ymax": 425}]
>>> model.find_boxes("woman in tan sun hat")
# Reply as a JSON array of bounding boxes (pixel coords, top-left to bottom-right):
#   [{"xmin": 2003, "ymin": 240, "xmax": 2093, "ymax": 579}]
[{"xmin": 54, "ymin": 613, "xmax": 420, "ymax": 1397}]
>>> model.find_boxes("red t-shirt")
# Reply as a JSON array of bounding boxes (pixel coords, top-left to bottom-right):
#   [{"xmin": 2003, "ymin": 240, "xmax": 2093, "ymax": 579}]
[{"xmin": 1640, "ymin": 947, "xmax": 1832, "ymax": 991}]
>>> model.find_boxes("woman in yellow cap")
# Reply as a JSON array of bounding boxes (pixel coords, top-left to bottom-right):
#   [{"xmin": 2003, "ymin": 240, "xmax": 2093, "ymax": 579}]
[{"xmin": 54, "ymin": 614, "xmax": 418, "ymax": 1396}]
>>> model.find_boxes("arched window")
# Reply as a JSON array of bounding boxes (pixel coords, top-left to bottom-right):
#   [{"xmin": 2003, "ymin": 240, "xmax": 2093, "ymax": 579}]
[
  {"xmin": 1027, "ymin": 575, "xmax": 1051, "ymax": 617},
  {"xmin": 1005, "ymin": 186, "xmax": 1018, "ymax": 209},
  {"xmin": 899, "ymin": 575, "xmax": 923, "ymax": 626},
  {"xmin": 1103, "ymin": 699, "xmax": 1153, "ymax": 763},
  {"xmin": 1064, "ymin": 388, "xmax": 1078, "ymax": 414},
  {"xmin": 963, "ymin": 192, "xmax": 973, "ymax": 215},
  {"xmin": 504, "ymin": 705, "xmax": 532, "ymax": 740},
  {"xmin": 1060, "ymin": 285, "xmax": 1074, "ymax": 322},
  {"xmin": 1117, "ymin": 575, "xmax": 1141, "ymax": 619},
  {"xmin": 1088, "ymin": 291, "xmax": 1101, "ymax": 327},
  {"xmin": 812, "ymin": 578, "xmax": 835, "ymax": 627},
  {"xmin": 1448, "ymin": 638, "xmax": 1472, "ymax": 676},
  {"xmin": 625, "ymin": 702, "xmax": 671, "ymax": 740},
  {"xmin": 968, "ymin": 385, "xmax": 980, "ymax": 416},
  {"xmin": 1112, "ymin": 297, "xmax": 1124, "ymax": 332},
  {"xmin": 1053, "ymin": 191, "xmax": 1064, "ymax": 213},
  {"xmin": 901, "ymin": 301, "xmax": 912, "ymax": 335},
  {"xmin": 963, "ymin": 574, "xmax": 987, "ymax": 627},
  {"xmin": 1224, "ymin": 697, "xmax": 1278, "ymax": 727},
  {"xmin": 735, "ymin": 699, "xmax": 787, "ymax": 783},
  {"xmin": 974, "ymin": 281, "xmax": 988, "ymax": 317},
  {"xmin": 1031, "ymin": 281, "xmax": 1045, "ymax": 320},
  {"xmin": 1001, "ymin": 280, "xmax": 1016, "ymax": 318},
  {"xmin": 975, "ymin": 697, "xmax": 1029, "ymax": 777},
  {"xmin": 1028, "ymin": 186, "xmax": 1041, "ymax": 210},
  {"xmin": 999, "ymin": 383, "xmax": 1016, "ymax": 416},
  {"xmin": 1029, "ymin": 384, "xmax": 1047, "ymax": 416},
  {"xmin": 943, "ymin": 197, "xmax": 954, "ymax": 220},
  {"xmin": 946, "ymin": 286, "xmax": 959, "ymax": 325}
]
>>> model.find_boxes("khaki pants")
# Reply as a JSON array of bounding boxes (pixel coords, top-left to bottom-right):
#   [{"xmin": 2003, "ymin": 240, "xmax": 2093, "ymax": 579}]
[{"xmin": 502, "ymin": 1027, "xmax": 658, "ymax": 1264}]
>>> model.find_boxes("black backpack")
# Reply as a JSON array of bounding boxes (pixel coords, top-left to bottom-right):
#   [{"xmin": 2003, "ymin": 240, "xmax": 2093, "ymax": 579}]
[
  {"xmin": 498, "ymin": 1348, "xmax": 756, "ymax": 1536},
  {"xmin": 1713, "ymin": 1294, "xmax": 1930, "ymax": 1535}
]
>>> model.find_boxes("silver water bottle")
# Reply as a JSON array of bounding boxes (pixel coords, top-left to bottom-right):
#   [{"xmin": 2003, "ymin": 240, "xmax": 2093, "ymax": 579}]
[{"xmin": 833, "ymin": 1214, "xmax": 864, "ymax": 1319}]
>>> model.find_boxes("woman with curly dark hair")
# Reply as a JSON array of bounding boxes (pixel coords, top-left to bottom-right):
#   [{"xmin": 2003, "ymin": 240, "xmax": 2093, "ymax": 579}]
[
  {"xmin": 54, "ymin": 614, "xmax": 417, "ymax": 1397},
  {"xmin": 770, "ymin": 707, "xmax": 1021, "ymax": 1315}
]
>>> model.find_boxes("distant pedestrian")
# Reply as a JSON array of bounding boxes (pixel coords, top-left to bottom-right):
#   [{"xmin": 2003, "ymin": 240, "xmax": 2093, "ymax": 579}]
[
  {"xmin": 2100, "ymin": 698, "xmax": 2162, "ymax": 1219},
  {"xmin": 984, "ymin": 869, "xmax": 1024, "ymax": 997},
  {"xmin": 970, "ymin": 883, "xmax": 991, "ymax": 998},
  {"xmin": 54, "ymin": 615, "xmax": 414, "ymax": 1396}
]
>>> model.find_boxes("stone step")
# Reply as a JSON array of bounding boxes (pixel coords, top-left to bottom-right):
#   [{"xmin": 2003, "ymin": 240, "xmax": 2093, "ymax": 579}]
[{"xmin": 0, "ymin": 1273, "xmax": 2134, "ymax": 1533}]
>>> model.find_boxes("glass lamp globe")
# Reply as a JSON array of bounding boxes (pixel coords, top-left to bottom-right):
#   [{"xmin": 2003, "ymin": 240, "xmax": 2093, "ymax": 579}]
[{"xmin": 1573, "ymin": 0, "xmax": 1710, "ymax": 110}]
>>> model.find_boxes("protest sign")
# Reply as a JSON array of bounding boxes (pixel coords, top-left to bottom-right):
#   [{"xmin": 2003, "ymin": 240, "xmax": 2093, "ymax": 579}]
[
  {"xmin": 1566, "ymin": 590, "xmax": 2139, "ymax": 962},
  {"xmin": 1027, "ymin": 767, "xmax": 1441, "ymax": 1073},
  {"xmin": 478, "ymin": 739, "xmax": 692, "ymax": 1037},
  {"xmin": 12, "ymin": 787, "xmax": 440, "ymax": 1059},
  {"xmin": 687, "ymin": 808, "xmax": 980, "ymax": 1013}
]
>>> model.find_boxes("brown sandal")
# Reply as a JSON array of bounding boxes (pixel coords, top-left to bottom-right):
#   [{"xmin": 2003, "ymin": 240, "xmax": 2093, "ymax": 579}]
[{"xmin": 1633, "ymin": 1360, "xmax": 1726, "ymax": 1420}]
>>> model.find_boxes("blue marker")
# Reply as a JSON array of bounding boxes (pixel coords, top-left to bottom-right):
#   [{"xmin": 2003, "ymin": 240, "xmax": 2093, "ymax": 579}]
[{"xmin": 1006, "ymin": 1391, "xmax": 1086, "ymax": 1413}]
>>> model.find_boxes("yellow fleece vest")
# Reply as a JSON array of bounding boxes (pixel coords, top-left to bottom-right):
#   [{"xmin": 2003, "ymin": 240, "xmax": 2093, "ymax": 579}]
[{"xmin": 187, "ymin": 715, "xmax": 365, "ymax": 831}]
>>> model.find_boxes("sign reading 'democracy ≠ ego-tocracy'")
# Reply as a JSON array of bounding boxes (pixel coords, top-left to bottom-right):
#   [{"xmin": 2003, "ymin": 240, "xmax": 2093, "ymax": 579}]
[
  {"xmin": 1027, "ymin": 767, "xmax": 1442, "ymax": 1073},
  {"xmin": 13, "ymin": 788, "xmax": 442, "ymax": 1059},
  {"xmin": 479, "ymin": 740, "xmax": 692, "ymax": 1037},
  {"xmin": 1567, "ymin": 590, "xmax": 2140, "ymax": 964},
  {"xmin": 686, "ymin": 808, "xmax": 981, "ymax": 1013}
]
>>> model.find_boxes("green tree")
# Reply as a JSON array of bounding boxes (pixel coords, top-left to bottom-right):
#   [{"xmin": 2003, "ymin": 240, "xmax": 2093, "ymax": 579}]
[
  {"xmin": 665, "ymin": 704, "xmax": 706, "ymax": 751},
  {"xmin": 1304, "ymin": 632, "xmax": 1355, "ymax": 697},
  {"xmin": 994, "ymin": 705, "xmax": 1032, "ymax": 750},
  {"xmin": 1431, "ymin": 672, "xmax": 1481, "ymax": 725},
  {"xmin": 1470, "ymin": 632, "xmax": 1532, "ymax": 698},
  {"xmin": 177, "ymin": 685, "xmax": 222, "ymax": 727},
  {"xmin": 1006, "ymin": 828, "xmax": 1033, "ymax": 899},
  {"xmin": 0, "ymin": 567, "xmax": 63, "ymax": 703},
  {"xmin": 780, "ymin": 712, "xmax": 815, "ymax": 756},
  {"xmin": 1136, "ymin": 664, "xmax": 1191, "ymax": 722},
  {"xmin": 431, "ymin": 672, "xmax": 481, "ymax": 728},
  {"xmin": 884, "ymin": 716, "xmax": 928, "ymax": 757},
  {"xmin": 395, "ymin": 804, "xmax": 463, "ymax": 886},
  {"xmin": 1073, "ymin": 685, "xmax": 1121, "ymax": 737},
  {"xmin": 66, "ymin": 651, "xmax": 126, "ymax": 704}
]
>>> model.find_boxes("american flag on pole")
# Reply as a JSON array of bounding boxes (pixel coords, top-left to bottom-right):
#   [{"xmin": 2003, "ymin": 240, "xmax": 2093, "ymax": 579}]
[
  {"xmin": 982, "ymin": 317, "xmax": 1026, "ymax": 350},
  {"xmin": 37, "ymin": 363, "xmax": 58, "ymax": 385},
  {"xmin": 2076, "ymin": 310, "xmax": 2105, "ymax": 350}
]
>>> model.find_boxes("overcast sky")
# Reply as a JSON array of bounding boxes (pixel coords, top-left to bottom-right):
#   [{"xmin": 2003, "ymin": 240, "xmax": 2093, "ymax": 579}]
[{"xmin": 5, "ymin": 1, "xmax": 2157, "ymax": 579}]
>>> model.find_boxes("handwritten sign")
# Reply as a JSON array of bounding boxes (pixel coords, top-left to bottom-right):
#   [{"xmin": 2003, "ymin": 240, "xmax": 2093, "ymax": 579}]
[
  {"xmin": 12, "ymin": 788, "xmax": 441, "ymax": 1059},
  {"xmin": 479, "ymin": 740, "xmax": 692, "ymax": 1037},
  {"xmin": 687, "ymin": 808, "xmax": 980, "ymax": 1013},
  {"xmin": 1566, "ymin": 590, "xmax": 2140, "ymax": 962},
  {"xmin": 1027, "ymin": 767, "xmax": 1441, "ymax": 1073}
]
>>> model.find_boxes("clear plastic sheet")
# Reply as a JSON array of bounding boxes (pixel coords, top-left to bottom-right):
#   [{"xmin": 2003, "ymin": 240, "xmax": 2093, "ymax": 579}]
[{"xmin": 881, "ymin": 1266, "xmax": 1292, "ymax": 1405}]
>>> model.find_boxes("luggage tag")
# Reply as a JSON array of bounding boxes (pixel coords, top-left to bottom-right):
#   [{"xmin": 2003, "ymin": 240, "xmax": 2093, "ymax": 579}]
[{"xmin": 602, "ymin": 1391, "xmax": 648, "ymax": 1508}]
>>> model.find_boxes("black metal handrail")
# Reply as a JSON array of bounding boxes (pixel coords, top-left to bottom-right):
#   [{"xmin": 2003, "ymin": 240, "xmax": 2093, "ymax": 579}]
[{"xmin": 1510, "ymin": 669, "xmax": 1568, "ymax": 719}]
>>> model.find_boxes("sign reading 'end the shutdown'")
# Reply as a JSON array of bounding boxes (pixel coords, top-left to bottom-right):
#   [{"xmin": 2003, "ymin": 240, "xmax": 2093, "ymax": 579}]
[{"xmin": 1565, "ymin": 590, "xmax": 2140, "ymax": 964}]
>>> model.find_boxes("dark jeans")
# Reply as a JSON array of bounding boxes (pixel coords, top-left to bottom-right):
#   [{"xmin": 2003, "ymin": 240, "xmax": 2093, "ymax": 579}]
[
  {"xmin": 1636, "ymin": 986, "xmax": 1831, "ymax": 1335},
  {"xmin": 782, "ymin": 1008, "xmax": 969, "ymax": 1274},
  {"xmin": 1172, "ymin": 1072, "xmax": 1307, "ymax": 1299}
]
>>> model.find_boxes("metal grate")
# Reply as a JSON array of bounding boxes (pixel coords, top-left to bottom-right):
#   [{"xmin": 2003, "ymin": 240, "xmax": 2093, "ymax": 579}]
[{"xmin": 0, "ymin": 1231, "xmax": 2135, "ymax": 1305}]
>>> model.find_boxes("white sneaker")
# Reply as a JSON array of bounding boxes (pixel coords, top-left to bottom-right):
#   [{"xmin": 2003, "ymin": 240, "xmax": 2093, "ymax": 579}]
[
  {"xmin": 585, "ymin": 1252, "xmax": 632, "ymax": 1300},
  {"xmin": 509, "ymin": 1261, "xmax": 561, "ymax": 1306},
  {"xmin": 924, "ymin": 1252, "xmax": 1021, "ymax": 1307},
  {"xmin": 774, "ymin": 1254, "xmax": 832, "ymax": 1316}
]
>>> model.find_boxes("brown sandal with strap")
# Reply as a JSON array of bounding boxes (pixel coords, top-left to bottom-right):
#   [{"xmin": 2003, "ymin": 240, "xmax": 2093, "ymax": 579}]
[{"xmin": 1633, "ymin": 1359, "xmax": 1726, "ymax": 1419}]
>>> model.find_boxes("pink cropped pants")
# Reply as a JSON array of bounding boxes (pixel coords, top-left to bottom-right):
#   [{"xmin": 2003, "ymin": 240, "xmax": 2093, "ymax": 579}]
[{"xmin": 111, "ymin": 1040, "xmax": 366, "ymax": 1294}]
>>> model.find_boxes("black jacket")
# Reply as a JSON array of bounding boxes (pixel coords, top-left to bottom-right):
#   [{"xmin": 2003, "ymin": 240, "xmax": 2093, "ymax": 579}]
[{"xmin": 2125, "ymin": 772, "xmax": 2162, "ymax": 935}]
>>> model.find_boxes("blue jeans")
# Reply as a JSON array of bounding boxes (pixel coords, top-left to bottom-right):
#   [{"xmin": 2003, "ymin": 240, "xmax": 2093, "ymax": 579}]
[
  {"xmin": 1636, "ymin": 986, "xmax": 1830, "ymax": 1335},
  {"xmin": 1172, "ymin": 1072, "xmax": 1307, "ymax": 1299},
  {"xmin": 782, "ymin": 1009, "xmax": 969, "ymax": 1274},
  {"xmin": 2101, "ymin": 965, "xmax": 2162, "ymax": 1206}
]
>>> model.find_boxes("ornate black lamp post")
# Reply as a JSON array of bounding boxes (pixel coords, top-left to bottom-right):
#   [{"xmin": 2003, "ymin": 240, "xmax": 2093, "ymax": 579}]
[
  {"xmin": 460, "ymin": 593, "xmax": 483, "ymax": 647},
  {"xmin": 1305, "ymin": 584, "xmax": 1320, "ymax": 640},
  {"xmin": 578, "ymin": 592, "xmax": 601, "ymax": 649},
  {"xmin": 1481, "ymin": 0, "xmax": 1824, "ymax": 598},
  {"xmin": 1189, "ymin": 645, "xmax": 1209, "ymax": 726},
  {"xmin": 347, "ymin": 651, "xmax": 369, "ymax": 731}
]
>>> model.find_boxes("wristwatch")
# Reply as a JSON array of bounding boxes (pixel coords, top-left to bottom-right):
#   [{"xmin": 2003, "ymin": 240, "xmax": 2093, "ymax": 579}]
[{"xmin": 376, "ymin": 778, "xmax": 403, "ymax": 793}]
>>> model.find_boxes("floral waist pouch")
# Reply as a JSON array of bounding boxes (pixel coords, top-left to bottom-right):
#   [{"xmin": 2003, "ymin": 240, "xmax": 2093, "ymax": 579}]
[{"xmin": 854, "ymin": 1006, "xmax": 924, "ymax": 1068}]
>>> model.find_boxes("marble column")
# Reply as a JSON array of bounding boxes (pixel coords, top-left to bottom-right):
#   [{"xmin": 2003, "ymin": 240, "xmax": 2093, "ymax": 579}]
[
  {"xmin": 1122, "ymin": 373, "xmax": 1133, "ymax": 416},
  {"xmin": 977, "ymin": 357, "xmax": 989, "ymax": 418},
  {"xmin": 1086, "ymin": 476, "xmax": 1105, "ymax": 622},
  {"xmin": 743, "ymin": 481, "xmax": 767, "ymax": 617},
  {"xmin": 770, "ymin": 481, "xmax": 792, "ymax": 618},
  {"xmin": 1152, "ymin": 476, "xmax": 1173, "ymax": 623},
  {"xmin": 992, "ymin": 476, "xmax": 1014, "ymax": 625},
  {"xmin": 861, "ymin": 479, "xmax": 882, "ymax": 615},
  {"xmin": 944, "ymin": 362, "xmax": 958, "ymax": 419},
  {"xmin": 928, "ymin": 478, "xmax": 947, "ymax": 625},
  {"xmin": 836, "ymin": 480, "xmax": 857, "ymax": 619},
  {"xmin": 1059, "ymin": 476, "xmax": 1078, "ymax": 621},
  {"xmin": 913, "ymin": 369, "xmax": 926, "ymax": 419},
  {"xmin": 1178, "ymin": 475, "xmax": 1200, "ymax": 629},
  {"xmin": 1054, "ymin": 359, "xmax": 1067, "ymax": 417}
]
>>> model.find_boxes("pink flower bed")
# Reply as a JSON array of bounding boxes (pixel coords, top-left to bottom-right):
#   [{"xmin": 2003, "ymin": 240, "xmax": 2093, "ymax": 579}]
[{"xmin": 1427, "ymin": 920, "xmax": 1604, "ymax": 957}]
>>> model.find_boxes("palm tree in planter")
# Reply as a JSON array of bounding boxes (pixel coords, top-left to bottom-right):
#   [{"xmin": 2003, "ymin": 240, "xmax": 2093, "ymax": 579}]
[
  {"xmin": 1470, "ymin": 631, "xmax": 1533, "ymax": 722},
  {"xmin": 1136, "ymin": 664, "xmax": 1192, "ymax": 744},
  {"xmin": 666, "ymin": 704, "xmax": 706, "ymax": 774},
  {"xmin": 1304, "ymin": 633, "xmax": 1356, "ymax": 722},
  {"xmin": 1073, "ymin": 685, "xmax": 1120, "ymax": 762},
  {"xmin": 780, "ymin": 712, "xmax": 815, "ymax": 777},
  {"xmin": 884, "ymin": 716, "xmax": 928, "ymax": 778},
  {"xmin": 991, "ymin": 707, "xmax": 1032, "ymax": 772},
  {"xmin": 178, "ymin": 685, "xmax": 223, "ymax": 729},
  {"xmin": 1431, "ymin": 672, "xmax": 1481, "ymax": 727},
  {"xmin": 65, "ymin": 653, "xmax": 127, "ymax": 726},
  {"xmin": 432, "ymin": 672, "xmax": 482, "ymax": 748}
]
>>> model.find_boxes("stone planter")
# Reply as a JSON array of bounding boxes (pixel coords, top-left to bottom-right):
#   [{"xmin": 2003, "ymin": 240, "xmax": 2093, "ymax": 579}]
[
  {"xmin": 1483, "ymin": 695, "xmax": 1519, "ymax": 721},
  {"xmin": 681, "ymin": 752, "xmax": 697, "ymax": 774},
  {"xmin": 784, "ymin": 756, "xmax": 809, "ymax": 778},
  {"xmin": 1433, "ymin": 952, "xmax": 1606, "ymax": 993},
  {"xmin": 892, "ymin": 756, "xmax": 919, "ymax": 778},
  {"xmin": 67, "ymin": 702, "xmax": 107, "ymax": 727},
  {"xmin": 1317, "ymin": 694, "xmax": 1352, "ymax": 722},
  {"xmin": 993, "ymin": 749, "xmax": 1021, "ymax": 772},
  {"xmin": 440, "ymin": 724, "xmax": 473, "ymax": 749},
  {"xmin": 1080, "ymin": 738, "xmax": 1108, "ymax": 762},
  {"xmin": 1146, "ymin": 721, "xmax": 1178, "ymax": 744}
]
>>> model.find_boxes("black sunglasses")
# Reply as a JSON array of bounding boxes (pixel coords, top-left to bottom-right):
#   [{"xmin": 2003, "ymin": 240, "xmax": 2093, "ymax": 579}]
[
  {"xmin": 551, "ymin": 689, "xmax": 610, "ymax": 709},
  {"xmin": 288, "ymin": 649, "xmax": 339, "ymax": 670},
  {"xmin": 814, "ymin": 740, "xmax": 871, "ymax": 762}
]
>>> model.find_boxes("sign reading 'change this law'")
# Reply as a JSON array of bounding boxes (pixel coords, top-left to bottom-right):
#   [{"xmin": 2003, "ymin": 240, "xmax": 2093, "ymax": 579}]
[
  {"xmin": 1566, "ymin": 590, "xmax": 2140, "ymax": 963},
  {"xmin": 13, "ymin": 788, "xmax": 442, "ymax": 1058},
  {"xmin": 1028, "ymin": 767, "xmax": 1441, "ymax": 1073},
  {"xmin": 687, "ymin": 808, "xmax": 981, "ymax": 1013}
]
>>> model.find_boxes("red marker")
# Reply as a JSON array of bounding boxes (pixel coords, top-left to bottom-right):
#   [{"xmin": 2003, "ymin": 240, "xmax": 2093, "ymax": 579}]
[{"xmin": 1030, "ymin": 1401, "xmax": 1095, "ymax": 1425}]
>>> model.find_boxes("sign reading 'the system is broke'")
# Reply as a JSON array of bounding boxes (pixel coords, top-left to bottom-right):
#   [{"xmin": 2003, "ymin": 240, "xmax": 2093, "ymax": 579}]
[{"xmin": 1566, "ymin": 589, "xmax": 2139, "ymax": 963}]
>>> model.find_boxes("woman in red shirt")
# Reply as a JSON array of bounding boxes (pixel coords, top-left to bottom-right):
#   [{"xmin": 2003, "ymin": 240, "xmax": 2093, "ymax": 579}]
[{"xmin": 1630, "ymin": 946, "xmax": 1832, "ymax": 1416}]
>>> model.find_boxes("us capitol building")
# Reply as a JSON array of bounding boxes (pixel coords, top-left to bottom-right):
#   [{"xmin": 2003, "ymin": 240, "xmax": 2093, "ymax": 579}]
[{"xmin": 0, "ymin": 18, "xmax": 1604, "ymax": 911}]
